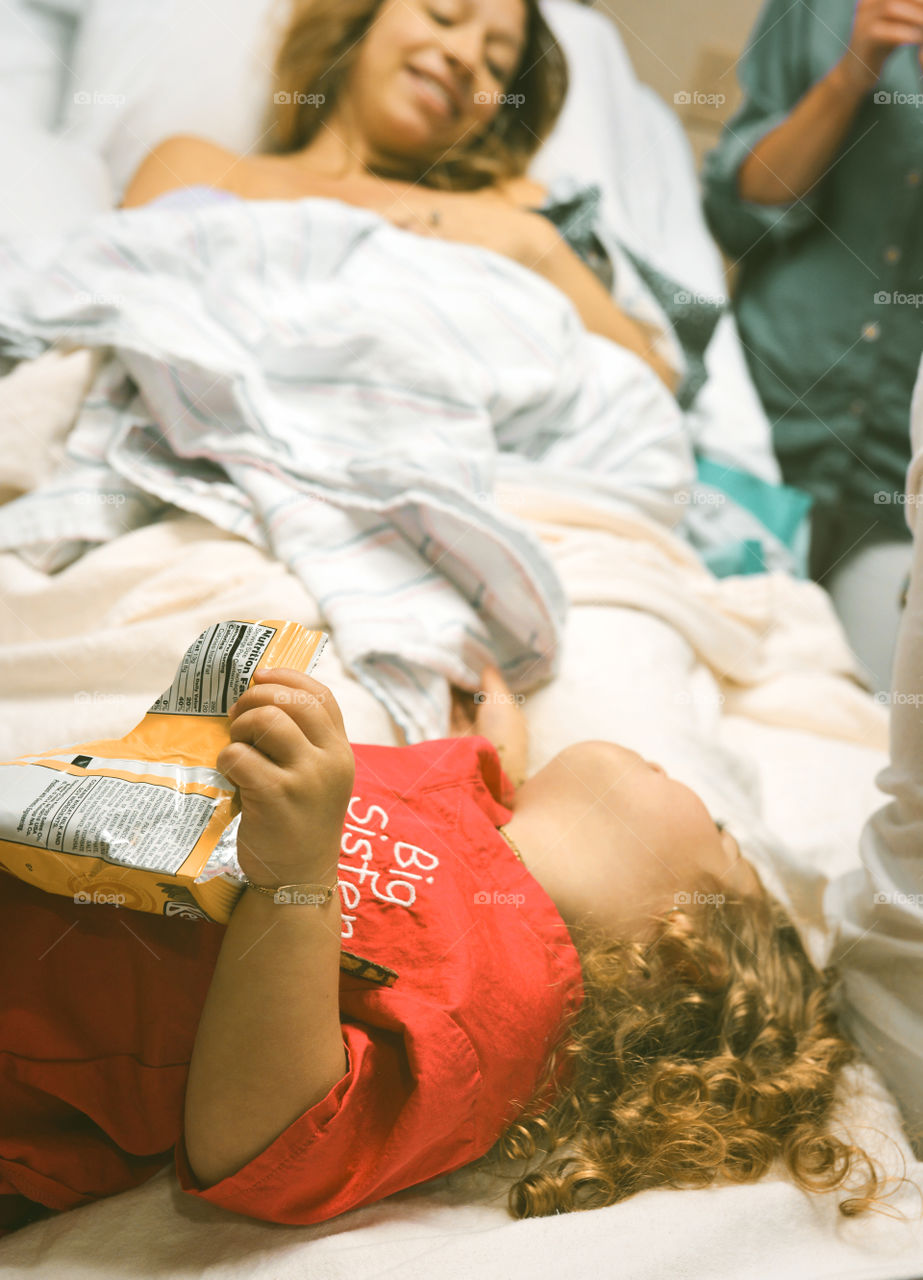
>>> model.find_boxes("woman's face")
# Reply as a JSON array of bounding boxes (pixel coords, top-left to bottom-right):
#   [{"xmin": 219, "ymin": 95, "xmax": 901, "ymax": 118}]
[{"xmin": 341, "ymin": 0, "xmax": 529, "ymax": 163}]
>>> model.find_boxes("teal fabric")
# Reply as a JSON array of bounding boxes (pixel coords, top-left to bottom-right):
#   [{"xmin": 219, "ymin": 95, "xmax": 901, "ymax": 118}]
[
  {"xmin": 619, "ymin": 245, "xmax": 725, "ymax": 410},
  {"xmin": 702, "ymin": 0, "xmax": 923, "ymax": 540},
  {"xmin": 695, "ymin": 455, "xmax": 814, "ymax": 578}
]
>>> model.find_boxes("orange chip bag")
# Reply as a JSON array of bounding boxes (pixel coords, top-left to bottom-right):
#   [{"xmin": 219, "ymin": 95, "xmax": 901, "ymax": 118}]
[{"xmin": 0, "ymin": 618, "xmax": 398, "ymax": 987}]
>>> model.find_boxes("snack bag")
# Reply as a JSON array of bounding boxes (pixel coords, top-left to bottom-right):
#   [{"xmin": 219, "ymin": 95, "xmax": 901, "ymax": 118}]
[{"xmin": 0, "ymin": 618, "xmax": 397, "ymax": 986}]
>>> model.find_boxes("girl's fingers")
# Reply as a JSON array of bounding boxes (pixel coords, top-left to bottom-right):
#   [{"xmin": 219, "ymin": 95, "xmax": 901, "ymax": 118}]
[
  {"xmin": 216, "ymin": 738, "xmax": 283, "ymax": 790},
  {"xmin": 236, "ymin": 671, "xmax": 346, "ymax": 742},
  {"xmin": 225, "ymin": 704, "xmax": 307, "ymax": 770}
]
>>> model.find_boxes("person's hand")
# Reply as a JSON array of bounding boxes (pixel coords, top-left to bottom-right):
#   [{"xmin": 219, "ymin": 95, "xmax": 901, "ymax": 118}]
[
  {"xmin": 217, "ymin": 668, "xmax": 355, "ymax": 888},
  {"xmin": 449, "ymin": 663, "xmax": 529, "ymax": 789},
  {"xmin": 837, "ymin": 0, "xmax": 923, "ymax": 93}
]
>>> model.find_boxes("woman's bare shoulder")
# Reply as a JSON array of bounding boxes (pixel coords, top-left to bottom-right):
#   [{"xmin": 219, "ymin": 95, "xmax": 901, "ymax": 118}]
[
  {"xmin": 493, "ymin": 175, "xmax": 548, "ymax": 208},
  {"xmin": 120, "ymin": 134, "xmax": 249, "ymax": 208}
]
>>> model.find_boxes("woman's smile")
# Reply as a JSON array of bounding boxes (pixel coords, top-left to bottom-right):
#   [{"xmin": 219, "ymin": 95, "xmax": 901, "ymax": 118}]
[{"xmin": 404, "ymin": 65, "xmax": 463, "ymax": 121}]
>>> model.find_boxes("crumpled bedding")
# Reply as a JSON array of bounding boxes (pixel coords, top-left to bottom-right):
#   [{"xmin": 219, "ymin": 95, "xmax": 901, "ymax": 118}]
[{"xmin": 0, "ymin": 197, "xmax": 694, "ymax": 743}]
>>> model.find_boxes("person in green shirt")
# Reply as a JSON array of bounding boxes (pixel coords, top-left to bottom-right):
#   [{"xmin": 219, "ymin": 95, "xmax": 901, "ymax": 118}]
[{"xmin": 703, "ymin": 0, "xmax": 923, "ymax": 693}]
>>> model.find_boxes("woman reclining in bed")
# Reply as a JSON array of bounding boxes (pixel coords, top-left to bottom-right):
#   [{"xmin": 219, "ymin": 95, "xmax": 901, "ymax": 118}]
[{"xmin": 119, "ymin": 0, "xmax": 679, "ymax": 393}]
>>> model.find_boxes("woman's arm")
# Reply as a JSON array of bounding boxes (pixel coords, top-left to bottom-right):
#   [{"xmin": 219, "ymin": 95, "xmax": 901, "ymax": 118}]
[
  {"xmin": 450, "ymin": 664, "xmax": 529, "ymax": 790},
  {"xmin": 738, "ymin": 0, "xmax": 923, "ymax": 205},
  {"xmin": 380, "ymin": 189, "xmax": 678, "ymax": 392},
  {"xmin": 527, "ymin": 229, "xmax": 679, "ymax": 393},
  {"xmin": 183, "ymin": 667, "xmax": 354, "ymax": 1187}
]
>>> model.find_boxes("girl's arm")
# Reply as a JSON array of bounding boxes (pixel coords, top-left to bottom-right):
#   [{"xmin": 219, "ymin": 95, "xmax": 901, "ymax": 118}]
[{"xmin": 183, "ymin": 667, "xmax": 354, "ymax": 1187}]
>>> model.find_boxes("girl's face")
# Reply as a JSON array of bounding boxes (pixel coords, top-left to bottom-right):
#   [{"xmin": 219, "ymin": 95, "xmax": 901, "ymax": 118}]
[
  {"xmin": 506, "ymin": 743, "xmax": 764, "ymax": 947},
  {"xmin": 341, "ymin": 0, "xmax": 529, "ymax": 163}
]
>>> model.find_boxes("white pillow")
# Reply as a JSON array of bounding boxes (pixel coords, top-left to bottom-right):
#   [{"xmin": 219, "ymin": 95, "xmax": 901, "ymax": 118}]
[
  {"xmin": 0, "ymin": 0, "xmax": 76, "ymax": 131},
  {"xmin": 0, "ymin": 123, "xmax": 112, "ymax": 237},
  {"xmin": 62, "ymin": 0, "xmax": 290, "ymax": 201}
]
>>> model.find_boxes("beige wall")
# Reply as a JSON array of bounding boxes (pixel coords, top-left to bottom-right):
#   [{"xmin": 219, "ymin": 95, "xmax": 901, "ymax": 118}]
[{"xmin": 590, "ymin": 0, "xmax": 767, "ymax": 167}]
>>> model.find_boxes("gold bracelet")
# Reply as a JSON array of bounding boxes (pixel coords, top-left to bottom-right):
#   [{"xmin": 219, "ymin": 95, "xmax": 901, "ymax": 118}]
[{"xmin": 241, "ymin": 877, "xmax": 341, "ymax": 907}]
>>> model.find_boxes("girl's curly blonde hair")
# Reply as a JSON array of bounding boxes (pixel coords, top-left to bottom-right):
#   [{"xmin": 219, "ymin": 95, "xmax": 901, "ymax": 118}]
[
  {"xmin": 263, "ymin": 0, "xmax": 568, "ymax": 190},
  {"xmin": 483, "ymin": 875, "xmax": 896, "ymax": 1218}
]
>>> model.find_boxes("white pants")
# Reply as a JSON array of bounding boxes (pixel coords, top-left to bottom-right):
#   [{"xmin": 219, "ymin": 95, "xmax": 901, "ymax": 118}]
[
  {"xmin": 827, "ymin": 492, "xmax": 923, "ymax": 1154},
  {"xmin": 826, "ymin": 533, "xmax": 913, "ymax": 696}
]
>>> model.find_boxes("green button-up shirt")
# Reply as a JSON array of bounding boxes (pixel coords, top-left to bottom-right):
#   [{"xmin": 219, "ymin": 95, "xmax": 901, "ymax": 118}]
[{"xmin": 702, "ymin": 0, "xmax": 923, "ymax": 534}]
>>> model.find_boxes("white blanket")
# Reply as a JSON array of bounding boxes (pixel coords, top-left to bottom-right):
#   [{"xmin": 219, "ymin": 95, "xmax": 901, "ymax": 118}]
[
  {"xmin": 1, "ymin": 349, "xmax": 922, "ymax": 1277},
  {"xmin": 0, "ymin": 197, "xmax": 693, "ymax": 743}
]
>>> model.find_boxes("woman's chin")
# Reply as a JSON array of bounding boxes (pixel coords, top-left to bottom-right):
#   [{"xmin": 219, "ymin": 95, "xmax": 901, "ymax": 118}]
[{"xmin": 368, "ymin": 105, "xmax": 461, "ymax": 166}]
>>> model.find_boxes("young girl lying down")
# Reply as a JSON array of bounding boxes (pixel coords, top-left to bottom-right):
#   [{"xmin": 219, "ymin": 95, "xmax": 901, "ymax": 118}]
[{"xmin": 0, "ymin": 665, "xmax": 886, "ymax": 1235}]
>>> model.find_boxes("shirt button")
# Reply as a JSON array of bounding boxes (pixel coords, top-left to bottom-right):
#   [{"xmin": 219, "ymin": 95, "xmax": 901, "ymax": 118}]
[
  {"xmin": 850, "ymin": 399, "xmax": 865, "ymax": 416},
  {"xmin": 885, "ymin": 245, "xmax": 901, "ymax": 264},
  {"xmin": 861, "ymin": 321, "xmax": 881, "ymax": 342},
  {"xmin": 907, "ymin": 170, "xmax": 922, "ymax": 187}
]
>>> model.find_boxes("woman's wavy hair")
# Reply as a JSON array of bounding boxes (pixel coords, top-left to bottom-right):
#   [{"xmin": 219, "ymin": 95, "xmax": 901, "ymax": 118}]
[
  {"xmin": 481, "ymin": 875, "xmax": 906, "ymax": 1218},
  {"xmin": 263, "ymin": 0, "xmax": 569, "ymax": 189}
]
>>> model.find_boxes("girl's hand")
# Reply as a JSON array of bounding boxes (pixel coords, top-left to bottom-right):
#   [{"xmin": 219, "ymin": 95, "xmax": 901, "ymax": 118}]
[
  {"xmin": 217, "ymin": 668, "xmax": 355, "ymax": 888},
  {"xmin": 838, "ymin": 0, "xmax": 923, "ymax": 92},
  {"xmin": 449, "ymin": 663, "xmax": 529, "ymax": 789}
]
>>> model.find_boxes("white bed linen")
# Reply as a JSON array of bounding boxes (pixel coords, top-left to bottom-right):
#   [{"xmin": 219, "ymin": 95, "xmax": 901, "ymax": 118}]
[{"xmin": 0, "ymin": 198, "xmax": 695, "ymax": 745}]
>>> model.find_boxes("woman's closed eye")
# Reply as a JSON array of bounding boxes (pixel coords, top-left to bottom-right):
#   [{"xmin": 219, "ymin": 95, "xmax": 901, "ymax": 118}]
[{"xmin": 427, "ymin": 5, "xmax": 518, "ymax": 85}]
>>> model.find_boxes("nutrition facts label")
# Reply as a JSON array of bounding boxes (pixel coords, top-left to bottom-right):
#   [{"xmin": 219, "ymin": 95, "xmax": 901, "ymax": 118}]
[
  {"xmin": 4, "ymin": 765, "xmax": 217, "ymax": 872},
  {"xmin": 150, "ymin": 620, "xmax": 277, "ymax": 717}
]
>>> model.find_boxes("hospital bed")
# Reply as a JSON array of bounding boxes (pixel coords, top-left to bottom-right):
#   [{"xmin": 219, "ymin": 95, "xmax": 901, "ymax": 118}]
[{"xmin": 0, "ymin": 1, "xmax": 922, "ymax": 1275}]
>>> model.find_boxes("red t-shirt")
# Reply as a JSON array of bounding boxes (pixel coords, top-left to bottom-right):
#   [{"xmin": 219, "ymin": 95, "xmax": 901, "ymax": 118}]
[{"xmin": 0, "ymin": 736, "xmax": 584, "ymax": 1234}]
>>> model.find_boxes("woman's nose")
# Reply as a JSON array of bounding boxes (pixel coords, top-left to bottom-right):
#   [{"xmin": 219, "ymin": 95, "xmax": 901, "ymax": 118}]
[{"xmin": 437, "ymin": 27, "xmax": 482, "ymax": 81}]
